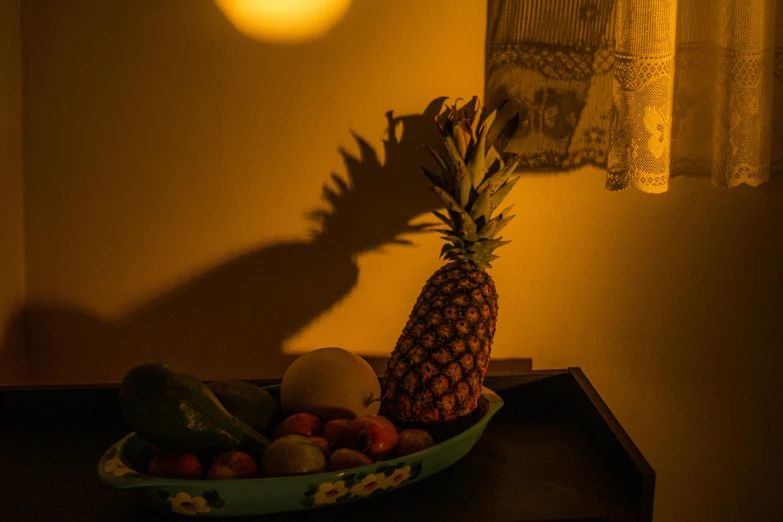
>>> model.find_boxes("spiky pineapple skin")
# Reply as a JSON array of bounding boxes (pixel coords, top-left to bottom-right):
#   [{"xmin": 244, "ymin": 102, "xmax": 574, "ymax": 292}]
[{"xmin": 382, "ymin": 260, "xmax": 498, "ymax": 423}]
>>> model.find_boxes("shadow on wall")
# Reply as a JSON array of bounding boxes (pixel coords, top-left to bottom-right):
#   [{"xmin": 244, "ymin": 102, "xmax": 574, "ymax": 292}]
[{"xmin": 2, "ymin": 100, "xmax": 452, "ymax": 384}]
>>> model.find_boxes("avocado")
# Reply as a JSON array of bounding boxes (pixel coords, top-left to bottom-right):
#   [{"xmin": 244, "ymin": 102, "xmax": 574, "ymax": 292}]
[
  {"xmin": 207, "ymin": 380, "xmax": 282, "ymax": 437},
  {"xmin": 119, "ymin": 363, "xmax": 270, "ymax": 458}
]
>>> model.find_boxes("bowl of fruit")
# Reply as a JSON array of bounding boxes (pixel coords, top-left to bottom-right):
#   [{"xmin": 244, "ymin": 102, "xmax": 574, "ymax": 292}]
[{"xmin": 98, "ymin": 349, "xmax": 503, "ymax": 517}]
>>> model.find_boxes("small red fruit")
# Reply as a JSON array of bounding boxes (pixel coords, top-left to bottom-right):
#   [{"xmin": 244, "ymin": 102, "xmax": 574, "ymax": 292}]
[
  {"xmin": 307, "ymin": 436, "xmax": 331, "ymax": 459},
  {"xmin": 207, "ymin": 450, "xmax": 258, "ymax": 480},
  {"xmin": 394, "ymin": 429, "xmax": 436, "ymax": 457},
  {"xmin": 350, "ymin": 415, "xmax": 398, "ymax": 461},
  {"xmin": 321, "ymin": 418, "xmax": 354, "ymax": 449},
  {"xmin": 328, "ymin": 448, "xmax": 373, "ymax": 471},
  {"xmin": 147, "ymin": 451, "xmax": 204, "ymax": 479},
  {"xmin": 273, "ymin": 413, "xmax": 321, "ymax": 439}
]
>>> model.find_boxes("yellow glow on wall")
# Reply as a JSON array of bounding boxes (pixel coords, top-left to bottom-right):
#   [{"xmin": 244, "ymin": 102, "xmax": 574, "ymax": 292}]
[{"xmin": 214, "ymin": 0, "xmax": 352, "ymax": 43}]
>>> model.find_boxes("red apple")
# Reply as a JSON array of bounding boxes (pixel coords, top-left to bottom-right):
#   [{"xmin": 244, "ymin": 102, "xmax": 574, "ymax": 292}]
[
  {"xmin": 207, "ymin": 450, "xmax": 258, "ymax": 480},
  {"xmin": 147, "ymin": 451, "xmax": 204, "ymax": 479},
  {"xmin": 321, "ymin": 418, "xmax": 354, "ymax": 449},
  {"xmin": 394, "ymin": 429, "xmax": 435, "ymax": 457},
  {"xmin": 328, "ymin": 448, "xmax": 373, "ymax": 471},
  {"xmin": 273, "ymin": 413, "xmax": 321, "ymax": 439},
  {"xmin": 350, "ymin": 415, "xmax": 398, "ymax": 461},
  {"xmin": 307, "ymin": 436, "xmax": 331, "ymax": 459}
]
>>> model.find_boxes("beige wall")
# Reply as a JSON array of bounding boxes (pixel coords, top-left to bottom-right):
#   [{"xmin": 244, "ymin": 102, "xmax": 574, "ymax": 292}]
[
  {"xmin": 13, "ymin": 1, "xmax": 783, "ymax": 521},
  {"xmin": 0, "ymin": 0, "xmax": 26, "ymax": 384}
]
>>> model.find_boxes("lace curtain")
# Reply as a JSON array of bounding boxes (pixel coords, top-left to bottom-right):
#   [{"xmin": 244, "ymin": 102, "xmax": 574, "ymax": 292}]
[{"xmin": 485, "ymin": 0, "xmax": 782, "ymax": 193}]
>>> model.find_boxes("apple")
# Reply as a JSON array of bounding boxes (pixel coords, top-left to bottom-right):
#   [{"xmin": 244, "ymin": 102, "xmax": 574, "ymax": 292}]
[
  {"xmin": 308, "ymin": 436, "xmax": 331, "ymax": 459},
  {"xmin": 350, "ymin": 415, "xmax": 398, "ymax": 461},
  {"xmin": 328, "ymin": 448, "xmax": 373, "ymax": 471},
  {"xmin": 147, "ymin": 451, "xmax": 204, "ymax": 479},
  {"xmin": 207, "ymin": 450, "xmax": 258, "ymax": 480},
  {"xmin": 321, "ymin": 418, "xmax": 353, "ymax": 449},
  {"xmin": 261, "ymin": 435, "xmax": 326, "ymax": 477},
  {"xmin": 273, "ymin": 413, "xmax": 321, "ymax": 439},
  {"xmin": 394, "ymin": 429, "xmax": 435, "ymax": 457}
]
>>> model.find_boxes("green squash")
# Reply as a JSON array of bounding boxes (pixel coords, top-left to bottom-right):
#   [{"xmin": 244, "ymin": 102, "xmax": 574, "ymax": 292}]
[
  {"xmin": 119, "ymin": 363, "xmax": 270, "ymax": 458},
  {"xmin": 207, "ymin": 380, "xmax": 282, "ymax": 438}
]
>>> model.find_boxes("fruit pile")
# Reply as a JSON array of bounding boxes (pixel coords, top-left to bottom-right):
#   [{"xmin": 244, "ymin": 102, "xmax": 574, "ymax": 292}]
[
  {"xmin": 262, "ymin": 413, "xmax": 434, "ymax": 478},
  {"xmin": 119, "ymin": 348, "xmax": 435, "ymax": 481},
  {"xmin": 141, "ymin": 412, "xmax": 434, "ymax": 481}
]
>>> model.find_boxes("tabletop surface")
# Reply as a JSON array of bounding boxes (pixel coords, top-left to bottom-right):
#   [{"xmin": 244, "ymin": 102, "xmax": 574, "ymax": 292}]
[{"xmin": 0, "ymin": 371, "xmax": 652, "ymax": 522}]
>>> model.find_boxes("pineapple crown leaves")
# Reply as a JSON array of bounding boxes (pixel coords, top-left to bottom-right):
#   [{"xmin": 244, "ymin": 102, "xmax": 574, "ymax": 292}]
[{"xmin": 425, "ymin": 97, "xmax": 521, "ymax": 268}]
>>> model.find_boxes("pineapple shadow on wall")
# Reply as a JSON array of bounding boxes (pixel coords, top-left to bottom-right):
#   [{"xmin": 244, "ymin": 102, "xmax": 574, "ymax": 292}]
[{"xmin": 5, "ymin": 100, "xmax": 453, "ymax": 384}]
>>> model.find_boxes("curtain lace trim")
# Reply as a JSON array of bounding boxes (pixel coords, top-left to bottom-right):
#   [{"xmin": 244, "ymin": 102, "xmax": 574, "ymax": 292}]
[{"xmin": 485, "ymin": 0, "xmax": 782, "ymax": 192}]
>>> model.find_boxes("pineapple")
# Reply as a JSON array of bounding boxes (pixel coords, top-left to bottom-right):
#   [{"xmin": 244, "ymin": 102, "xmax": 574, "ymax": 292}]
[{"xmin": 382, "ymin": 97, "xmax": 520, "ymax": 424}]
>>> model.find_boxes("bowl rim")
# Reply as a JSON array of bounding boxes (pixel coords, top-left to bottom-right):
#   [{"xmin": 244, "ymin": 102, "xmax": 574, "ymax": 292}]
[{"xmin": 98, "ymin": 385, "xmax": 503, "ymax": 489}]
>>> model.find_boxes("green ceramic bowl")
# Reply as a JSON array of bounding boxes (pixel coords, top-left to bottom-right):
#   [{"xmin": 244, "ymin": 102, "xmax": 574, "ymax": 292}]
[{"xmin": 98, "ymin": 385, "xmax": 503, "ymax": 517}]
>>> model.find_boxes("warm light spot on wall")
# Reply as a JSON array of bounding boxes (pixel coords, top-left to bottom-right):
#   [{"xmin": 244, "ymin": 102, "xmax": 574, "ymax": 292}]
[{"xmin": 214, "ymin": 0, "xmax": 352, "ymax": 43}]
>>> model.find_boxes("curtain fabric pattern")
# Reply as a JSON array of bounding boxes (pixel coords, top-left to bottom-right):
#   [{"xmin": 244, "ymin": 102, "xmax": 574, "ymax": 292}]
[{"xmin": 485, "ymin": 0, "xmax": 782, "ymax": 192}]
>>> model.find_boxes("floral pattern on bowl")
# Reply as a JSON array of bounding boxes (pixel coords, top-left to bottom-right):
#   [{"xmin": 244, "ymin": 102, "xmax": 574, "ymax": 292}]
[
  {"xmin": 157, "ymin": 490, "xmax": 225, "ymax": 516},
  {"xmin": 99, "ymin": 446, "xmax": 142, "ymax": 478},
  {"xmin": 301, "ymin": 460, "xmax": 422, "ymax": 508}
]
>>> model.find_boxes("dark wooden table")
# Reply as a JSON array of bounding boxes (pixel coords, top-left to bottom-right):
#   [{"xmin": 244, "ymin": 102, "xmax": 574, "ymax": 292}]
[{"xmin": 0, "ymin": 369, "xmax": 654, "ymax": 522}]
